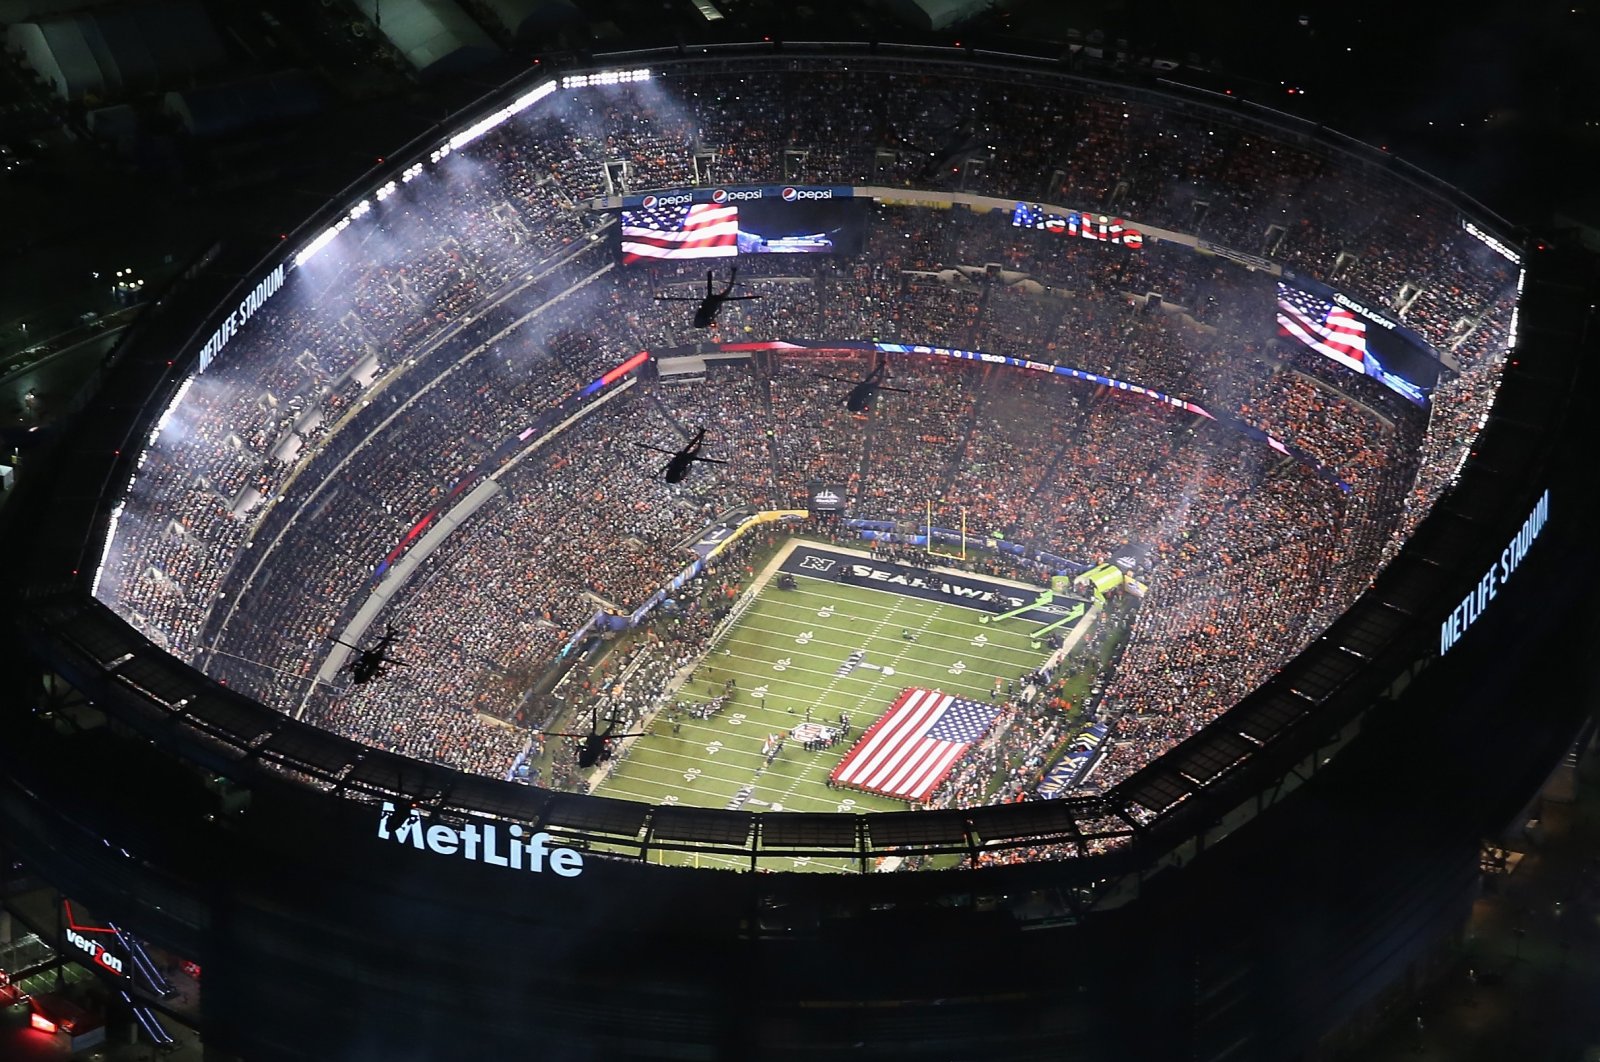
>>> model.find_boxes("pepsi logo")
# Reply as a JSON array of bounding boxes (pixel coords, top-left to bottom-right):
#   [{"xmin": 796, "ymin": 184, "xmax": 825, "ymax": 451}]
[
  {"xmin": 711, "ymin": 188, "xmax": 728, "ymax": 204},
  {"xmin": 641, "ymin": 195, "xmax": 658, "ymax": 208},
  {"xmin": 781, "ymin": 186, "xmax": 798, "ymax": 202}
]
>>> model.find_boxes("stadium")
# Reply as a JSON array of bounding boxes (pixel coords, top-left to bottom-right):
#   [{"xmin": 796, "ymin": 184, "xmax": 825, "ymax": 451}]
[{"xmin": 0, "ymin": 44, "xmax": 1596, "ymax": 1061}]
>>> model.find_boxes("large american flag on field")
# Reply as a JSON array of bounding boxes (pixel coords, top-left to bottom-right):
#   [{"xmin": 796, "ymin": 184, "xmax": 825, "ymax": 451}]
[
  {"xmin": 1276, "ymin": 282, "xmax": 1369, "ymax": 375},
  {"xmin": 620, "ymin": 204, "xmax": 740, "ymax": 263},
  {"xmin": 830, "ymin": 688, "xmax": 1002, "ymax": 803}
]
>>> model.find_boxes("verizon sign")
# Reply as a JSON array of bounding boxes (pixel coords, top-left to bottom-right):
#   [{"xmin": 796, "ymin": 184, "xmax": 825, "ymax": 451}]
[{"xmin": 65, "ymin": 928, "xmax": 124, "ymax": 976}]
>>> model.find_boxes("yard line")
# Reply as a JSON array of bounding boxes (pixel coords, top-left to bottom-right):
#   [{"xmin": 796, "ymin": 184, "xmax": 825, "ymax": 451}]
[{"xmin": 729, "ymin": 617, "xmax": 1044, "ymax": 663}]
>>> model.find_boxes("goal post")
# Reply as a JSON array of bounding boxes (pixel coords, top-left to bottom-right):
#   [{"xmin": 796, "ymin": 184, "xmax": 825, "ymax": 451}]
[{"xmin": 925, "ymin": 499, "xmax": 968, "ymax": 561}]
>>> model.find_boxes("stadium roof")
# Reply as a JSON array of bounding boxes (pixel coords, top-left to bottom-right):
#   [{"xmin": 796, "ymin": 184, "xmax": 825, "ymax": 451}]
[
  {"xmin": 4, "ymin": 0, "xmax": 226, "ymax": 102},
  {"xmin": 349, "ymin": 0, "xmax": 502, "ymax": 78},
  {"xmin": 479, "ymin": 0, "xmax": 582, "ymax": 43},
  {"xmin": 163, "ymin": 70, "xmax": 325, "ymax": 139},
  {"xmin": 883, "ymin": 0, "xmax": 991, "ymax": 32},
  {"xmin": 0, "ymin": 0, "xmax": 115, "ymax": 19}
]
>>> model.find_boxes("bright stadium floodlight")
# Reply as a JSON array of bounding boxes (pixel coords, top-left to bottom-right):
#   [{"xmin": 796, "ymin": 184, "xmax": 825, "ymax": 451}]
[
  {"xmin": 295, "ymin": 200, "xmax": 372, "ymax": 268},
  {"xmin": 401, "ymin": 162, "xmax": 424, "ymax": 183},
  {"xmin": 375, "ymin": 180, "xmax": 398, "ymax": 202},
  {"xmin": 561, "ymin": 69, "xmax": 650, "ymax": 89},
  {"xmin": 91, "ymin": 499, "xmax": 126, "ymax": 598},
  {"xmin": 147, "ymin": 377, "xmax": 195, "ymax": 447},
  {"xmin": 1463, "ymin": 219, "xmax": 1522, "ymax": 264},
  {"xmin": 448, "ymin": 80, "xmax": 556, "ymax": 153}
]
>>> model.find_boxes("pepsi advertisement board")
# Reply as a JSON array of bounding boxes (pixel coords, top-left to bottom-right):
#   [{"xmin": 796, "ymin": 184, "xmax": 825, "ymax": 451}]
[{"xmin": 620, "ymin": 185, "xmax": 856, "ymax": 209}]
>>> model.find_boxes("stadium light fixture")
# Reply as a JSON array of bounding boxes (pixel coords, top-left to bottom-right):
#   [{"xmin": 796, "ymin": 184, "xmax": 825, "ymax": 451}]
[
  {"xmin": 561, "ymin": 69, "xmax": 651, "ymax": 89},
  {"xmin": 295, "ymin": 200, "xmax": 372, "ymax": 268},
  {"xmin": 448, "ymin": 80, "xmax": 558, "ymax": 153}
]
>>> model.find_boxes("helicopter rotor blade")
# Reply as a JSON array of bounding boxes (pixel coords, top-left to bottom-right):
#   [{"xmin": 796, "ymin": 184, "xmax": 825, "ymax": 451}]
[{"xmin": 635, "ymin": 442, "xmax": 681, "ymax": 455}]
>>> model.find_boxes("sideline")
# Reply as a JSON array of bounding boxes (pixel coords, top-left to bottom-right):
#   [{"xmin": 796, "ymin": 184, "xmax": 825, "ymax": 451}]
[{"xmin": 586, "ymin": 536, "xmax": 809, "ymax": 792}]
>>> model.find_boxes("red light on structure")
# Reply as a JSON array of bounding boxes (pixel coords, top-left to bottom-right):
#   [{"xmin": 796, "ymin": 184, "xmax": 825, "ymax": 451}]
[{"xmin": 30, "ymin": 1013, "xmax": 57, "ymax": 1034}]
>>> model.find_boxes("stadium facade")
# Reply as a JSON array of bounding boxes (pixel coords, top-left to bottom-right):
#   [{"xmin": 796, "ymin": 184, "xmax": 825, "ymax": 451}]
[{"xmin": 1, "ymin": 45, "xmax": 1596, "ymax": 1062}]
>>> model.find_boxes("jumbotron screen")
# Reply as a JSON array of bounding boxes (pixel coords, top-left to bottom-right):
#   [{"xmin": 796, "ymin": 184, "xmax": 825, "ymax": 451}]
[
  {"xmin": 1275, "ymin": 280, "xmax": 1442, "ymax": 406},
  {"xmin": 620, "ymin": 198, "xmax": 869, "ymax": 263}
]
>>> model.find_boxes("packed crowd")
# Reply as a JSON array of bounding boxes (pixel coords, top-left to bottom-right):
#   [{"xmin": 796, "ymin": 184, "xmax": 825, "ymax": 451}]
[{"xmin": 94, "ymin": 59, "xmax": 1522, "ymax": 805}]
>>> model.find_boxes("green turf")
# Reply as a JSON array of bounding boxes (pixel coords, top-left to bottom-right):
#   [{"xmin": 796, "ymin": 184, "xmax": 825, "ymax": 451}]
[{"xmin": 591, "ymin": 556, "xmax": 1060, "ymax": 871}]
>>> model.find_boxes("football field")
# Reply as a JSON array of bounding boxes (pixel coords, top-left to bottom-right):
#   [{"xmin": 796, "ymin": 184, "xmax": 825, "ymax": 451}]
[{"xmin": 591, "ymin": 546, "xmax": 1063, "ymax": 871}]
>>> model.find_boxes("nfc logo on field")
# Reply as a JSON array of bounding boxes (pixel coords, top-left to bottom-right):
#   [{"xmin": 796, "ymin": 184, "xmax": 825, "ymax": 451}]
[{"xmin": 799, "ymin": 555, "xmax": 835, "ymax": 572}]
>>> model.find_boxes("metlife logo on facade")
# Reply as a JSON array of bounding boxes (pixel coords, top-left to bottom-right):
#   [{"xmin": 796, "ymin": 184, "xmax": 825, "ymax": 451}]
[{"xmin": 376, "ymin": 801, "xmax": 585, "ymax": 879}]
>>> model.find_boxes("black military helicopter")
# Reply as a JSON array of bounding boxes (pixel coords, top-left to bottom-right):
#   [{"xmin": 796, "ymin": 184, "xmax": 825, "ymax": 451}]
[
  {"xmin": 546, "ymin": 710, "xmax": 647, "ymax": 769},
  {"xmin": 636, "ymin": 426, "xmax": 729, "ymax": 483},
  {"xmin": 334, "ymin": 624, "xmax": 410, "ymax": 685},
  {"xmin": 819, "ymin": 353, "xmax": 912, "ymax": 413},
  {"xmin": 654, "ymin": 266, "xmax": 762, "ymax": 328}
]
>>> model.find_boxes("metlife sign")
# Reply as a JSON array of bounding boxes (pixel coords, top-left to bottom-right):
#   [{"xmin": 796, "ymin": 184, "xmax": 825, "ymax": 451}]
[
  {"xmin": 197, "ymin": 263, "xmax": 287, "ymax": 373},
  {"xmin": 376, "ymin": 802, "xmax": 585, "ymax": 879},
  {"xmin": 1439, "ymin": 490, "xmax": 1550, "ymax": 656},
  {"xmin": 623, "ymin": 185, "xmax": 853, "ymax": 209}
]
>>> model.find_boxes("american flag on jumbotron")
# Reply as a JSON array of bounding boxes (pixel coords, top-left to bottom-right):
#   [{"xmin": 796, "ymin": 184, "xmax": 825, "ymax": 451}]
[
  {"xmin": 830, "ymin": 688, "xmax": 1002, "ymax": 803},
  {"xmin": 620, "ymin": 204, "xmax": 740, "ymax": 263},
  {"xmin": 1276, "ymin": 282, "xmax": 1369, "ymax": 375}
]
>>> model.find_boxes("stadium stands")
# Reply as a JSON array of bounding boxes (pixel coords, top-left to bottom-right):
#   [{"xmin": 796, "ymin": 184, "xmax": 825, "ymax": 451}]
[{"xmin": 93, "ymin": 58, "xmax": 1517, "ymax": 834}]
